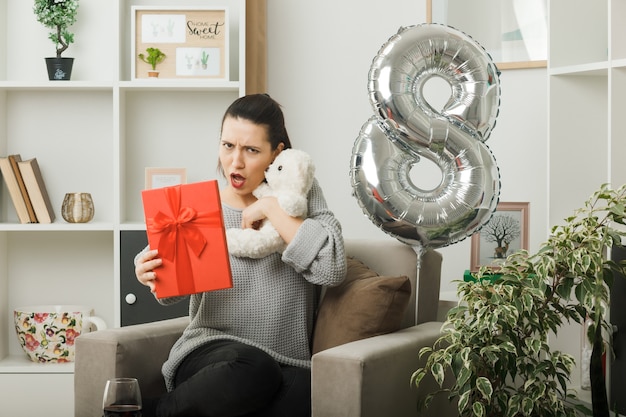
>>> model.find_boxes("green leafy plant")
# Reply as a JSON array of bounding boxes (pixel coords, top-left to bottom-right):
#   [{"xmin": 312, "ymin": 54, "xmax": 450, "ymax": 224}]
[
  {"xmin": 138, "ymin": 47, "xmax": 166, "ymax": 71},
  {"xmin": 33, "ymin": 0, "xmax": 79, "ymax": 58},
  {"xmin": 413, "ymin": 183, "xmax": 626, "ymax": 417}
]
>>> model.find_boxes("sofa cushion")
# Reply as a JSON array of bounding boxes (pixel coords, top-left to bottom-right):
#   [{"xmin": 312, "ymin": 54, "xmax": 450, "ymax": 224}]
[{"xmin": 311, "ymin": 257, "xmax": 411, "ymax": 354}]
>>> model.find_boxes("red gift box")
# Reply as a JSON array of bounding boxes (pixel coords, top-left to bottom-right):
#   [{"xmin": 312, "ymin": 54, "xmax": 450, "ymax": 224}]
[{"xmin": 141, "ymin": 180, "xmax": 232, "ymax": 299}]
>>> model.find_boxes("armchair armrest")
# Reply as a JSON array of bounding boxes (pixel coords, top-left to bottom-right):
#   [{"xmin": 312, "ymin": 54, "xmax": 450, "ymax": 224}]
[
  {"xmin": 311, "ymin": 321, "xmax": 455, "ymax": 417},
  {"xmin": 74, "ymin": 317, "xmax": 189, "ymax": 417}
]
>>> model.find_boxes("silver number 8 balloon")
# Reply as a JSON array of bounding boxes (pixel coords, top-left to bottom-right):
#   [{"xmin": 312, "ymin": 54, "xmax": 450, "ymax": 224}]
[{"xmin": 350, "ymin": 23, "xmax": 502, "ymax": 251}]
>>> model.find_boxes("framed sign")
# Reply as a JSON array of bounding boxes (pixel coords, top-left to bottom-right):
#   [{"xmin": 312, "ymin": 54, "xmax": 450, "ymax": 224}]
[
  {"xmin": 132, "ymin": 7, "xmax": 228, "ymax": 80},
  {"xmin": 426, "ymin": 0, "xmax": 547, "ymax": 70},
  {"xmin": 145, "ymin": 168, "xmax": 187, "ymax": 189},
  {"xmin": 470, "ymin": 202, "xmax": 530, "ymax": 271}
]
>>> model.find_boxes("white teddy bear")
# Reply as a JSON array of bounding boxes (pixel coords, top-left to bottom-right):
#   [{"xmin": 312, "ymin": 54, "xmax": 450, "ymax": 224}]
[{"xmin": 226, "ymin": 149, "xmax": 315, "ymax": 258}]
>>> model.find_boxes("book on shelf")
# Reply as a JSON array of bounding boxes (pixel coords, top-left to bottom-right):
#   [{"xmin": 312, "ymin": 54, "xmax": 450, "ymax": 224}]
[
  {"xmin": 0, "ymin": 154, "xmax": 36, "ymax": 223},
  {"xmin": 9, "ymin": 154, "xmax": 38, "ymax": 223},
  {"xmin": 17, "ymin": 158, "xmax": 55, "ymax": 224}
]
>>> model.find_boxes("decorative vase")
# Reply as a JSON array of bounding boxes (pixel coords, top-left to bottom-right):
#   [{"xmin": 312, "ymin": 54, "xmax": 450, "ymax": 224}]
[
  {"xmin": 45, "ymin": 57, "xmax": 74, "ymax": 81},
  {"xmin": 14, "ymin": 305, "xmax": 106, "ymax": 363},
  {"xmin": 62, "ymin": 193, "xmax": 94, "ymax": 223}
]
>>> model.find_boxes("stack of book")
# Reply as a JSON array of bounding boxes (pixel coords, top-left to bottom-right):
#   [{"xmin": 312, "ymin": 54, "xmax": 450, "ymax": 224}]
[{"xmin": 0, "ymin": 154, "xmax": 55, "ymax": 224}]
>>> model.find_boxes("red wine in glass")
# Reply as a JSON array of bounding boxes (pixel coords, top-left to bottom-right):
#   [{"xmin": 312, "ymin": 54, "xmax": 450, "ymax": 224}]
[
  {"xmin": 102, "ymin": 378, "xmax": 142, "ymax": 417},
  {"xmin": 103, "ymin": 404, "xmax": 142, "ymax": 417}
]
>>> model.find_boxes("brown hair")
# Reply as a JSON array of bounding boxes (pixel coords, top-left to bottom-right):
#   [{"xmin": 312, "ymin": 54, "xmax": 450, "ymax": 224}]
[
  {"xmin": 222, "ymin": 93, "xmax": 292, "ymax": 150},
  {"xmin": 217, "ymin": 94, "xmax": 292, "ymax": 177}
]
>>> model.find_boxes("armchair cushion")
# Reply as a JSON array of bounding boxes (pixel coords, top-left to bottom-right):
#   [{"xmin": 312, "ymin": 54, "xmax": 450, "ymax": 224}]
[{"xmin": 311, "ymin": 257, "xmax": 410, "ymax": 354}]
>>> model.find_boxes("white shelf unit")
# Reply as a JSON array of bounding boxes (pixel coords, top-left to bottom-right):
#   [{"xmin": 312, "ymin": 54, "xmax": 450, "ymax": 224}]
[
  {"xmin": 548, "ymin": 0, "xmax": 626, "ymax": 400},
  {"xmin": 0, "ymin": 0, "xmax": 246, "ymax": 414}
]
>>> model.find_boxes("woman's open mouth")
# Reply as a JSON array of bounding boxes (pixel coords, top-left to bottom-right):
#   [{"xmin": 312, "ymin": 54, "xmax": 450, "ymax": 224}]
[{"xmin": 230, "ymin": 173, "xmax": 245, "ymax": 189}]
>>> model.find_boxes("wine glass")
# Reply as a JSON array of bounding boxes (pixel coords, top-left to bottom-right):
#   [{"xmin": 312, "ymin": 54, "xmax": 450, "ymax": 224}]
[{"xmin": 102, "ymin": 377, "xmax": 142, "ymax": 417}]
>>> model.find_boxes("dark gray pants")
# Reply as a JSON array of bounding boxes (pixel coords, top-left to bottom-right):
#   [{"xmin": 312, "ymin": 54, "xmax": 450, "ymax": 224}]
[{"xmin": 149, "ymin": 340, "xmax": 311, "ymax": 417}]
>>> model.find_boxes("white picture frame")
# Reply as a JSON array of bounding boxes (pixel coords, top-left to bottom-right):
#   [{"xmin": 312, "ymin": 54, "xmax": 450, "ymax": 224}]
[
  {"xmin": 145, "ymin": 167, "xmax": 187, "ymax": 189},
  {"xmin": 470, "ymin": 202, "xmax": 530, "ymax": 271},
  {"xmin": 426, "ymin": 0, "xmax": 547, "ymax": 70}
]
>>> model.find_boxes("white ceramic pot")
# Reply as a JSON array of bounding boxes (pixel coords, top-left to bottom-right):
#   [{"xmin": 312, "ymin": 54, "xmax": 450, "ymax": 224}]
[{"xmin": 14, "ymin": 305, "xmax": 106, "ymax": 363}]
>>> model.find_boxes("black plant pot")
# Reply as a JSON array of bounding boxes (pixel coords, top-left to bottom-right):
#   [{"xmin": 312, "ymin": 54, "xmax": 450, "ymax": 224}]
[{"xmin": 45, "ymin": 57, "xmax": 74, "ymax": 81}]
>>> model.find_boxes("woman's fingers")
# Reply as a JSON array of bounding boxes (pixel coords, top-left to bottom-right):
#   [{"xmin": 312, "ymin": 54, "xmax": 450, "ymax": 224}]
[{"xmin": 135, "ymin": 249, "xmax": 162, "ymax": 288}]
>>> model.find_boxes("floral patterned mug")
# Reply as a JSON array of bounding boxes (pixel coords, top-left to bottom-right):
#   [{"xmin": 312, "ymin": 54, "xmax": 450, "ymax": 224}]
[{"xmin": 14, "ymin": 305, "xmax": 107, "ymax": 363}]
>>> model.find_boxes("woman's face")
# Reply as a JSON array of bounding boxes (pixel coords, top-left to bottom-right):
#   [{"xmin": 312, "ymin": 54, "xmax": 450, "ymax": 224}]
[{"xmin": 219, "ymin": 116, "xmax": 283, "ymax": 198}]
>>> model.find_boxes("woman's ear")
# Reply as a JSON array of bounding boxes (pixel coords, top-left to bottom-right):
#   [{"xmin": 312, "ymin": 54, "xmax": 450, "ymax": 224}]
[{"xmin": 274, "ymin": 142, "xmax": 285, "ymax": 156}]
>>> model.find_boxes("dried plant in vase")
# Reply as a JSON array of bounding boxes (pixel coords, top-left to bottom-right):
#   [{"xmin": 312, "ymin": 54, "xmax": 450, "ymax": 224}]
[{"xmin": 413, "ymin": 183, "xmax": 626, "ymax": 417}]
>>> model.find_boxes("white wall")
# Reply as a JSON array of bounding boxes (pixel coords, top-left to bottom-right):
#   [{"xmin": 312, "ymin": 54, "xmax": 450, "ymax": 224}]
[{"xmin": 266, "ymin": 0, "xmax": 548, "ymax": 296}]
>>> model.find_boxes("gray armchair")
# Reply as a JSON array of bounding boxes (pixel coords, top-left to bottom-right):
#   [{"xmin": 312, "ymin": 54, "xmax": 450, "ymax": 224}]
[{"xmin": 74, "ymin": 238, "xmax": 455, "ymax": 417}]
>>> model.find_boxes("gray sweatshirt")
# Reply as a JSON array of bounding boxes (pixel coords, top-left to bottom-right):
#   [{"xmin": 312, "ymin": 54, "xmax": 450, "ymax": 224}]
[{"xmin": 137, "ymin": 179, "xmax": 346, "ymax": 392}]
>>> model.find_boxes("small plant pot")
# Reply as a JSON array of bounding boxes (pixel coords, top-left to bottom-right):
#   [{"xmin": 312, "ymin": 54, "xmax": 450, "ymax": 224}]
[
  {"xmin": 148, "ymin": 71, "xmax": 160, "ymax": 78},
  {"xmin": 45, "ymin": 57, "xmax": 74, "ymax": 81}
]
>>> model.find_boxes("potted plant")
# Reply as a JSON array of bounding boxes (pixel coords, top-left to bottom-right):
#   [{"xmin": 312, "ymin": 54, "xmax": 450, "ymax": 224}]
[
  {"xmin": 138, "ymin": 47, "xmax": 166, "ymax": 78},
  {"xmin": 33, "ymin": 0, "xmax": 79, "ymax": 81},
  {"xmin": 413, "ymin": 183, "xmax": 626, "ymax": 417}
]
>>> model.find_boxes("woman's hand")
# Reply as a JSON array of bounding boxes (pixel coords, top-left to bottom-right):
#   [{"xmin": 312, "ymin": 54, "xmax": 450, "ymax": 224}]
[
  {"xmin": 240, "ymin": 197, "xmax": 273, "ymax": 230},
  {"xmin": 242, "ymin": 197, "xmax": 304, "ymax": 244},
  {"xmin": 135, "ymin": 249, "xmax": 162, "ymax": 294}
]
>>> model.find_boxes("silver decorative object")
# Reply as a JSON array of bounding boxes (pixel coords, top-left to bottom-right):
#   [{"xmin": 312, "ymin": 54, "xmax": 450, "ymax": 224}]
[{"xmin": 351, "ymin": 24, "xmax": 502, "ymax": 250}]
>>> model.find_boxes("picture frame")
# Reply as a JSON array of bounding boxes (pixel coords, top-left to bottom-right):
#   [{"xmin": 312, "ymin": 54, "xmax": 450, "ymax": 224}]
[
  {"xmin": 145, "ymin": 168, "xmax": 187, "ymax": 190},
  {"xmin": 131, "ymin": 7, "xmax": 229, "ymax": 80},
  {"xmin": 470, "ymin": 202, "xmax": 530, "ymax": 272},
  {"xmin": 426, "ymin": 0, "xmax": 547, "ymax": 70}
]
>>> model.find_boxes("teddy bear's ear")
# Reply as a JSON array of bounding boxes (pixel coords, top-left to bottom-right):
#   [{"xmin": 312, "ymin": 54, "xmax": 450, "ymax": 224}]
[{"xmin": 297, "ymin": 154, "xmax": 315, "ymax": 191}]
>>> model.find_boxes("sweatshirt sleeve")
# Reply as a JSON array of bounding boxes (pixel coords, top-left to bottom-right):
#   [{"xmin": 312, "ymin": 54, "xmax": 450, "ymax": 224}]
[{"xmin": 281, "ymin": 179, "xmax": 347, "ymax": 287}]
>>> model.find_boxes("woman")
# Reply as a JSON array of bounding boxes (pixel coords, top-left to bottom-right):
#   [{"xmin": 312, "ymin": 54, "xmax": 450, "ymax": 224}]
[{"xmin": 135, "ymin": 94, "xmax": 346, "ymax": 417}]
